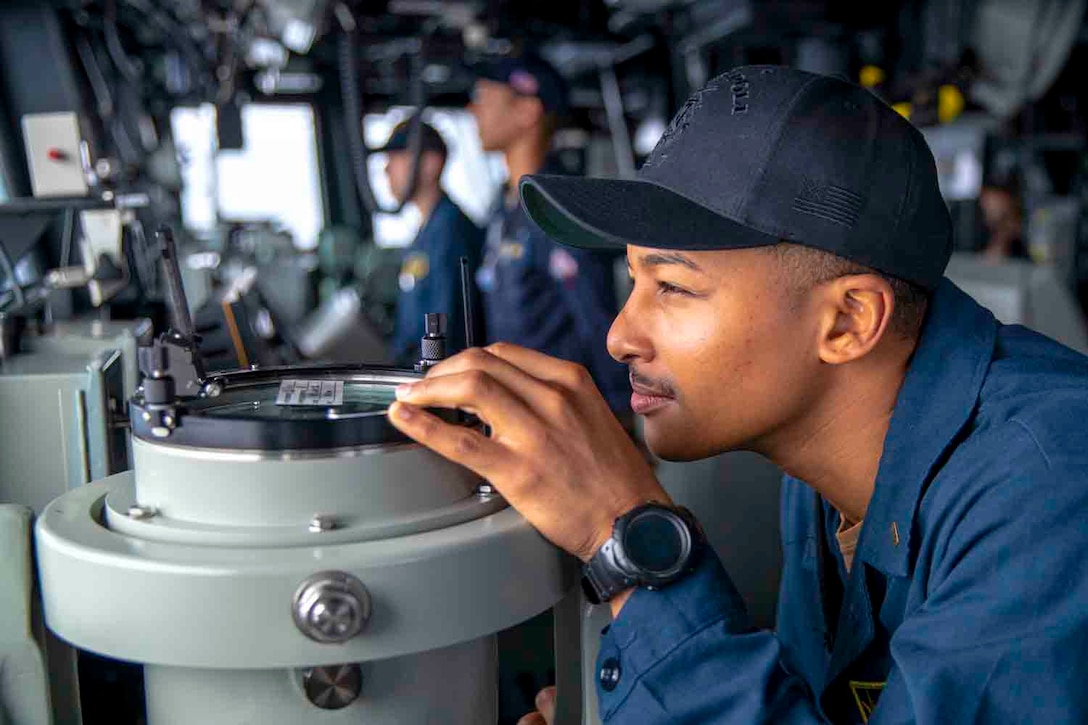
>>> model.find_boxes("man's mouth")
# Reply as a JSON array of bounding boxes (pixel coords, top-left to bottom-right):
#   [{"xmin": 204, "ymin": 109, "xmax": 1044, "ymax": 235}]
[{"xmin": 629, "ymin": 371, "xmax": 677, "ymax": 416}]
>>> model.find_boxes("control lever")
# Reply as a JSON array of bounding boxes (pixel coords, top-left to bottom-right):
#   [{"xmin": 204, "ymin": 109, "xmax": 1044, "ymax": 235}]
[{"xmin": 156, "ymin": 225, "xmax": 205, "ymax": 380}]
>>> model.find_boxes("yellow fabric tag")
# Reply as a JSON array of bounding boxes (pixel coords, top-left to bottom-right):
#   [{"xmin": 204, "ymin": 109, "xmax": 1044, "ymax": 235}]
[
  {"xmin": 499, "ymin": 242, "xmax": 525, "ymax": 260},
  {"xmin": 401, "ymin": 252, "xmax": 430, "ymax": 281},
  {"xmin": 849, "ymin": 680, "xmax": 885, "ymax": 723}
]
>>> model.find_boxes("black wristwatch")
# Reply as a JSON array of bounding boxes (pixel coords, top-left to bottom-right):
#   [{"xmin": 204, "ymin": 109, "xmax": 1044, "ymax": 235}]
[{"xmin": 581, "ymin": 502, "xmax": 705, "ymax": 605}]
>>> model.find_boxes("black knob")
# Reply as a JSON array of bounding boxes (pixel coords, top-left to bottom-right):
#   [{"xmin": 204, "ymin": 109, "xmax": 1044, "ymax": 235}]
[
  {"xmin": 424, "ymin": 312, "xmax": 446, "ymax": 338},
  {"xmin": 417, "ymin": 312, "xmax": 448, "ymax": 369}
]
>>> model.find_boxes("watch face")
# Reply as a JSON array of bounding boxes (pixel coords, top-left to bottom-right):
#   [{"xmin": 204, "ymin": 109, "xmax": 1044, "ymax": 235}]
[{"xmin": 623, "ymin": 509, "xmax": 690, "ymax": 575}]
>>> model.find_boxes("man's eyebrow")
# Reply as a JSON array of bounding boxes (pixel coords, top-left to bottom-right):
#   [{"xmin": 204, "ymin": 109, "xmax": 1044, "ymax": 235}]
[{"xmin": 629, "ymin": 252, "xmax": 704, "ymax": 272}]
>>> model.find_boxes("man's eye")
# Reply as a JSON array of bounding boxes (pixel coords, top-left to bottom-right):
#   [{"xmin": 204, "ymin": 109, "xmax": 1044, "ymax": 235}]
[{"xmin": 657, "ymin": 281, "xmax": 692, "ymax": 297}]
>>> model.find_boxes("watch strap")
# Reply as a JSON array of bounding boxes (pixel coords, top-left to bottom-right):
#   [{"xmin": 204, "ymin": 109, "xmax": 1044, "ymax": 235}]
[{"xmin": 581, "ymin": 538, "xmax": 635, "ymax": 605}]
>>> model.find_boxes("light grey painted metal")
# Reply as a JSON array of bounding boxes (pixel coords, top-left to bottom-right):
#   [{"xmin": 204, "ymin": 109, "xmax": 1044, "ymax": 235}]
[
  {"xmin": 23, "ymin": 320, "xmax": 139, "ymax": 401},
  {"xmin": 0, "ymin": 353, "xmax": 109, "ymax": 513},
  {"xmin": 103, "ymin": 473, "xmax": 507, "ymax": 547},
  {"xmin": 36, "ymin": 478, "xmax": 576, "ymax": 668},
  {"xmin": 143, "ymin": 637, "xmax": 497, "ymax": 725},
  {"xmin": 580, "ymin": 603, "xmax": 611, "ymax": 725},
  {"xmin": 131, "ymin": 438, "xmax": 481, "ymax": 528},
  {"xmin": 0, "ymin": 505, "xmax": 52, "ymax": 725},
  {"xmin": 945, "ymin": 254, "xmax": 1088, "ymax": 353},
  {"xmin": 0, "ymin": 320, "xmax": 136, "ymax": 515},
  {"xmin": 550, "ymin": 585, "xmax": 584, "ymax": 725},
  {"xmin": 82, "ymin": 350, "xmax": 123, "ymax": 482}
]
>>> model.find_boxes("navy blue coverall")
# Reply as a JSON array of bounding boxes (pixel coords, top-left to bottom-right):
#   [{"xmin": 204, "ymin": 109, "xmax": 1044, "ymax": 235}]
[
  {"xmin": 593, "ymin": 279, "xmax": 1088, "ymax": 723},
  {"xmin": 391, "ymin": 194, "xmax": 483, "ymax": 366},
  {"xmin": 478, "ymin": 168, "xmax": 629, "ymax": 413}
]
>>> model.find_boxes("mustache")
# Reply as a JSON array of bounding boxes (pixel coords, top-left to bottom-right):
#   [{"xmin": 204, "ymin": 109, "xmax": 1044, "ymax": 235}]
[{"xmin": 629, "ymin": 368, "xmax": 678, "ymax": 398}]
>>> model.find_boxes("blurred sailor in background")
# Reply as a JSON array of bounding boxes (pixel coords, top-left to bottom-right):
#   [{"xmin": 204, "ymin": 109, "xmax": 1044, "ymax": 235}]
[
  {"xmin": 383, "ymin": 116, "xmax": 484, "ymax": 365},
  {"xmin": 469, "ymin": 52, "xmax": 630, "ymax": 415},
  {"xmin": 979, "ymin": 176, "xmax": 1030, "ymax": 262}
]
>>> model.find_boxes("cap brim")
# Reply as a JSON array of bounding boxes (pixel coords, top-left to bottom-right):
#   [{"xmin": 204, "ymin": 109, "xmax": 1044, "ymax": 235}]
[{"xmin": 519, "ymin": 175, "xmax": 780, "ymax": 253}]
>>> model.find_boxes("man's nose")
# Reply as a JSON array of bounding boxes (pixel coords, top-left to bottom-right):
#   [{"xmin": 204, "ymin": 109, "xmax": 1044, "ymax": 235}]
[{"xmin": 607, "ymin": 297, "xmax": 653, "ymax": 364}]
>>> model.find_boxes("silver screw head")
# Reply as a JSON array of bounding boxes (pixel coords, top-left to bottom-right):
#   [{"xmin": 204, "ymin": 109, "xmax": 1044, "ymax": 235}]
[
  {"xmin": 127, "ymin": 505, "xmax": 157, "ymax": 520},
  {"xmin": 204, "ymin": 382, "xmax": 223, "ymax": 398},
  {"xmin": 475, "ymin": 482, "xmax": 496, "ymax": 499},
  {"xmin": 308, "ymin": 514, "xmax": 337, "ymax": 533},
  {"xmin": 292, "ymin": 571, "xmax": 370, "ymax": 644}
]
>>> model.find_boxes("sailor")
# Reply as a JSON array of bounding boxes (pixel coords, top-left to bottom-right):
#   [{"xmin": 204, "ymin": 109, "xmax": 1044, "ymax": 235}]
[
  {"xmin": 468, "ymin": 52, "xmax": 629, "ymax": 414},
  {"xmin": 392, "ymin": 67, "xmax": 1088, "ymax": 723},
  {"xmin": 383, "ymin": 116, "xmax": 483, "ymax": 365}
]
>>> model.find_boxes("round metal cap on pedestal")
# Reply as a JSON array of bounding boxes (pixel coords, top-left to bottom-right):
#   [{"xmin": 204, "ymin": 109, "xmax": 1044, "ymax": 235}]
[
  {"xmin": 293, "ymin": 571, "xmax": 371, "ymax": 643},
  {"xmin": 302, "ymin": 664, "xmax": 363, "ymax": 710}
]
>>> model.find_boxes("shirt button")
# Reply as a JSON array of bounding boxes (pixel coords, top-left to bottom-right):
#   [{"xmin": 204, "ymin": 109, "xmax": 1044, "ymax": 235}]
[{"xmin": 599, "ymin": 657, "xmax": 622, "ymax": 692}]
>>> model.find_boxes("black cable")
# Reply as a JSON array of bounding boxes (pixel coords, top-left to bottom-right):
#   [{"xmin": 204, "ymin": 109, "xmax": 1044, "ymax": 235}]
[
  {"xmin": 60, "ymin": 208, "xmax": 75, "ymax": 267},
  {"xmin": 75, "ymin": 30, "xmax": 115, "ymax": 118},
  {"xmin": 337, "ymin": 25, "xmax": 382, "ymax": 216},
  {"xmin": 104, "ymin": 0, "xmax": 142, "ymax": 82},
  {"xmin": 336, "ymin": 5, "xmax": 428, "ymax": 217}
]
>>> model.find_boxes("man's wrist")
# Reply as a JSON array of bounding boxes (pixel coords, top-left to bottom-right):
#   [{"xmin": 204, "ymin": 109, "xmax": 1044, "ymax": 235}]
[{"xmin": 608, "ymin": 587, "xmax": 635, "ymax": 618}]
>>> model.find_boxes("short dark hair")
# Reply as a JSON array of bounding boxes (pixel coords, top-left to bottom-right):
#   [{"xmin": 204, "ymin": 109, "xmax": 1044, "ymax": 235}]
[{"xmin": 770, "ymin": 242, "xmax": 929, "ymax": 339}]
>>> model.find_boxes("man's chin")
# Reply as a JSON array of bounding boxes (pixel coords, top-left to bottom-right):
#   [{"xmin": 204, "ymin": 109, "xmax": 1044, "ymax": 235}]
[{"xmin": 643, "ymin": 423, "xmax": 716, "ymax": 462}]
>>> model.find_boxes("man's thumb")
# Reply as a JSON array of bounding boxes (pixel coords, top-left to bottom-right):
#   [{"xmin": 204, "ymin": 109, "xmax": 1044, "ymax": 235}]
[{"xmin": 536, "ymin": 686, "xmax": 557, "ymax": 724}]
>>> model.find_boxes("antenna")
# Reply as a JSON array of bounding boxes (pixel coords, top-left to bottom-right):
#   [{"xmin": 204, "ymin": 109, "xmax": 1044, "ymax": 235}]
[{"xmin": 459, "ymin": 256, "xmax": 477, "ymax": 349}]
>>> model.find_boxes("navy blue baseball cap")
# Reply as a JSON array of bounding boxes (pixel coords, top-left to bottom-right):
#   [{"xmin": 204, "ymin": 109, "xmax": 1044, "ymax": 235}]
[
  {"xmin": 519, "ymin": 66, "xmax": 952, "ymax": 290},
  {"xmin": 474, "ymin": 52, "xmax": 568, "ymax": 115},
  {"xmin": 374, "ymin": 116, "xmax": 448, "ymax": 156}
]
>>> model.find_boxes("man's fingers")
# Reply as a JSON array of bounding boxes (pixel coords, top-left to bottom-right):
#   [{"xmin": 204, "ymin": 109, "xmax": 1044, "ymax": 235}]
[
  {"xmin": 514, "ymin": 687, "xmax": 556, "ymax": 725},
  {"xmin": 485, "ymin": 342, "xmax": 596, "ymax": 391},
  {"xmin": 395, "ymin": 369, "xmax": 541, "ymax": 432},
  {"xmin": 535, "ymin": 686, "xmax": 557, "ymax": 723},
  {"xmin": 387, "ymin": 402, "xmax": 512, "ymax": 478},
  {"xmin": 420, "ymin": 347, "xmax": 572, "ymax": 412}
]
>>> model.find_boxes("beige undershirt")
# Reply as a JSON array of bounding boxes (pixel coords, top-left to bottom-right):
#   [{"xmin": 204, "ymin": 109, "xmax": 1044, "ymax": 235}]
[{"xmin": 836, "ymin": 518, "xmax": 864, "ymax": 573}]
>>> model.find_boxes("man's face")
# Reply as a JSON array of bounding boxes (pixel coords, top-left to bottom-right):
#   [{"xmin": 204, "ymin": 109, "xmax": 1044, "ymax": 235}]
[
  {"xmin": 607, "ymin": 245, "xmax": 825, "ymax": 461},
  {"xmin": 384, "ymin": 150, "xmax": 440, "ymax": 204},
  {"xmin": 468, "ymin": 80, "xmax": 524, "ymax": 152},
  {"xmin": 979, "ymin": 187, "xmax": 1017, "ymax": 230}
]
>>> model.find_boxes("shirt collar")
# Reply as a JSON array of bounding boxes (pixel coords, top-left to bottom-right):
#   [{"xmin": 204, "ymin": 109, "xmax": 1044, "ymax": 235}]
[{"xmin": 857, "ymin": 278, "xmax": 998, "ymax": 577}]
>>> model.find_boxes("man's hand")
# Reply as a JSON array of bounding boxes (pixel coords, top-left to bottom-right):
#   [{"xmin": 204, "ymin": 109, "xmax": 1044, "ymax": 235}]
[
  {"xmin": 517, "ymin": 686, "xmax": 556, "ymax": 725},
  {"xmin": 387, "ymin": 343, "xmax": 669, "ymax": 562}
]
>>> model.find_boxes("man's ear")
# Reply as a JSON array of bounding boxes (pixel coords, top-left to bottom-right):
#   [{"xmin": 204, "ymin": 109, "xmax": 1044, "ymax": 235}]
[
  {"xmin": 814, "ymin": 274, "xmax": 895, "ymax": 365},
  {"xmin": 513, "ymin": 95, "xmax": 545, "ymax": 131}
]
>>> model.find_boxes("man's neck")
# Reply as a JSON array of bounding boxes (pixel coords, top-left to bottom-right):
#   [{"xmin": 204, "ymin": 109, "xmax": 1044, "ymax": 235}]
[
  {"xmin": 763, "ymin": 351, "xmax": 913, "ymax": 524},
  {"xmin": 411, "ymin": 186, "xmax": 443, "ymax": 221},
  {"xmin": 503, "ymin": 135, "xmax": 548, "ymax": 203}
]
